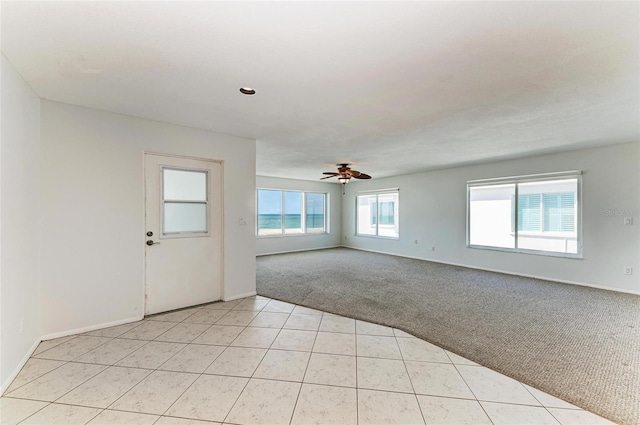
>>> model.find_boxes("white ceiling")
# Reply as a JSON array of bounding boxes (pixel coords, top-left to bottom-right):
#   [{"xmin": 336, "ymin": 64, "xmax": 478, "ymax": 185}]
[{"xmin": 2, "ymin": 1, "xmax": 638, "ymax": 181}]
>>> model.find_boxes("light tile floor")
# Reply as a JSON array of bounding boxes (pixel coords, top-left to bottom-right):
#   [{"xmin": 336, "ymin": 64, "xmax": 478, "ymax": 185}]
[{"xmin": 1, "ymin": 295, "xmax": 617, "ymax": 425}]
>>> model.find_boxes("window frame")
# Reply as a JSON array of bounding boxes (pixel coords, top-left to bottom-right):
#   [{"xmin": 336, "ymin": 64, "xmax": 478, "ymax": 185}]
[
  {"xmin": 355, "ymin": 189, "xmax": 400, "ymax": 239},
  {"xmin": 160, "ymin": 166, "xmax": 210, "ymax": 239},
  {"xmin": 256, "ymin": 188, "xmax": 329, "ymax": 237},
  {"xmin": 466, "ymin": 171, "xmax": 582, "ymax": 258}
]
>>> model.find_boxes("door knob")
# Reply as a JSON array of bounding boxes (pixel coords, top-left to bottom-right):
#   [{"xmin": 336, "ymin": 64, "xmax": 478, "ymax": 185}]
[{"xmin": 146, "ymin": 240, "xmax": 160, "ymax": 246}]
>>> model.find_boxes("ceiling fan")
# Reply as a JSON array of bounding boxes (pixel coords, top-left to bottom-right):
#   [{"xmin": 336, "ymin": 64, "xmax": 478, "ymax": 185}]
[{"xmin": 321, "ymin": 163, "xmax": 371, "ymax": 193}]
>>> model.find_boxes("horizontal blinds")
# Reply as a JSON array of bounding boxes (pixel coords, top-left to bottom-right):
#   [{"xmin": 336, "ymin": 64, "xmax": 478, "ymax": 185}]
[
  {"xmin": 543, "ymin": 193, "xmax": 575, "ymax": 232},
  {"xmin": 517, "ymin": 194, "xmax": 541, "ymax": 231},
  {"xmin": 379, "ymin": 201, "xmax": 395, "ymax": 225}
]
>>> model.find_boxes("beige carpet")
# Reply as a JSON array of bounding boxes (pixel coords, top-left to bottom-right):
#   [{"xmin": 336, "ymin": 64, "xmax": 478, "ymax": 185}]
[{"xmin": 257, "ymin": 248, "xmax": 640, "ymax": 425}]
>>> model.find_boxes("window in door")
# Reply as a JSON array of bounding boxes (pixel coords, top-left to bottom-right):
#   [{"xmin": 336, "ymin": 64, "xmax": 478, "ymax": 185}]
[{"xmin": 162, "ymin": 168, "xmax": 209, "ymax": 235}]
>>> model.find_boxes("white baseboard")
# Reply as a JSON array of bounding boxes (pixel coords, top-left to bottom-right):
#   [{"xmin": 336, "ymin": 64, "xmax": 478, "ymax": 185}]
[
  {"xmin": 342, "ymin": 245, "xmax": 640, "ymax": 296},
  {"xmin": 40, "ymin": 315, "xmax": 143, "ymax": 341},
  {"xmin": 1, "ymin": 339, "xmax": 40, "ymax": 395},
  {"xmin": 256, "ymin": 245, "xmax": 341, "ymax": 257},
  {"xmin": 224, "ymin": 291, "xmax": 257, "ymax": 301}
]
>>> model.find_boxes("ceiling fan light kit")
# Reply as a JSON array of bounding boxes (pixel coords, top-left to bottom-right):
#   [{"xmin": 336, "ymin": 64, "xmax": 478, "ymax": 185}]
[{"xmin": 321, "ymin": 163, "xmax": 371, "ymax": 194}]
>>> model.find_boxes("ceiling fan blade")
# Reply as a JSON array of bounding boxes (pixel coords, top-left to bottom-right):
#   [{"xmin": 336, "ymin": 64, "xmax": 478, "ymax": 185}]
[
  {"xmin": 353, "ymin": 173, "xmax": 371, "ymax": 179},
  {"xmin": 321, "ymin": 165, "xmax": 370, "ymax": 180}
]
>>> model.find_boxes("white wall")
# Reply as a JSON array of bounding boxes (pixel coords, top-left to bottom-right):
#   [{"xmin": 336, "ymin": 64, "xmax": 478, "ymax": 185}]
[
  {"xmin": 256, "ymin": 176, "xmax": 342, "ymax": 255},
  {"xmin": 40, "ymin": 101, "xmax": 256, "ymax": 336},
  {"xmin": 343, "ymin": 142, "xmax": 640, "ymax": 294},
  {"xmin": 1, "ymin": 55, "xmax": 42, "ymax": 391}
]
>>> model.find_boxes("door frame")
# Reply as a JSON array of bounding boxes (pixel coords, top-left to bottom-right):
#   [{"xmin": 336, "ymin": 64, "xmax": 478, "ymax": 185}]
[{"xmin": 142, "ymin": 151, "xmax": 225, "ymax": 315}]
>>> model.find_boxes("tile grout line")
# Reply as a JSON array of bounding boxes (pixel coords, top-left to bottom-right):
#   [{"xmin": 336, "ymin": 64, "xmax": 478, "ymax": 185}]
[
  {"xmin": 452, "ymin": 362, "xmax": 524, "ymax": 425},
  {"xmin": 63, "ymin": 366, "xmax": 150, "ymax": 413},
  {"xmin": 450, "ymin": 362, "xmax": 484, "ymax": 403},
  {"xmin": 155, "ymin": 367, "xmax": 204, "ymax": 419},
  {"xmin": 9, "ymin": 363, "xmax": 109, "ymax": 417},
  {"xmin": 4, "ymin": 360, "xmax": 70, "ymax": 396},
  {"xmin": 221, "ymin": 300, "xmax": 284, "ymax": 424},
  {"xmin": 31, "ymin": 335, "xmax": 80, "ymax": 357},
  {"xmin": 288, "ymin": 310, "xmax": 323, "ymax": 425},
  {"xmin": 545, "ymin": 408, "xmax": 565, "ymax": 425},
  {"xmin": 521, "ymin": 383, "xmax": 574, "ymax": 423},
  {"xmin": 253, "ymin": 302, "xmax": 300, "ymax": 424},
  {"xmin": 81, "ymin": 306, "xmax": 210, "ymax": 419},
  {"xmin": 34, "ymin": 335, "xmax": 116, "ymax": 364},
  {"xmin": 5, "ymin": 382, "xmax": 556, "ymax": 410},
  {"xmin": 102, "ymin": 357, "xmax": 181, "ymax": 416},
  {"xmin": 103, "ymin": 303, "xmax": 235, "ymax": 420},
  {"xmin": 119, "ymin": 320, "xmax": 181, "ymax": 342},
  {"xmin": 83, "ymin": 405, "xmax": 160, "ymax": 421},
  {"xmin": 13, "ymin": 400, "xmax": 52, "ymax": 425},
  {"xmin": 78, "ymin": 336, "xmax": 155, "ymax": 367},
  {"xmin": 11, "ymin": 333, "xmax": 132, "ymax": 403},
  {"xmin": 161, "ymin": 302, "xmax": 264, "ymax": 422},
  {"xmin": 355, "ymin": 319, "xmax": 360, "ymax": 425},
  {"xmin": 393, "ymin": 332, "xmax": 427, "ymax": 425},
  {"xmin": 478, "ymin": 399, "xmax": 575, "ymax": 414}
]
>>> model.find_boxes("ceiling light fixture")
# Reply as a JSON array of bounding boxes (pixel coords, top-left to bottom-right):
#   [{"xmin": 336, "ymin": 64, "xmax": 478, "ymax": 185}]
[
  {"xmin": 338, "ymin": 176, "xmax": 351, "ymax": 195},
  {"xmin": 239, "ymin": 87, "xmax": 256, "ymax": 95}
]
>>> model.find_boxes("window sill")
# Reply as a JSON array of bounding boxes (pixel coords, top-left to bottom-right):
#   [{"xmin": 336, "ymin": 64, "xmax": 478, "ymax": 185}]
[
  {"xmin": 515, "ymin": 231, "xmax": 577, "ymax": 239},
  {"xmin": 467, "ymin": 244, "xmax": 583, "ymax": 259},
  {"xmin": 355, "ymin": 234, "xmax": 400, "ymax": 240},
  {"xmin": 257, "ymin": 232, "xmax": 330, "ymax": 239}
]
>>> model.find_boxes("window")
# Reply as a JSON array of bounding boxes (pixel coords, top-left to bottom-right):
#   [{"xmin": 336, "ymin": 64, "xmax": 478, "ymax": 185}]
[
  {"xmin": 257, "ymin": 189, "xmax": 327, "ymax": 236},
  {"xmin": 257, "ymin": 190, "xmax": 282, "ymax": 236},
  {"xmin": 306, "ymin": 192, "xmax": 326, "ymax": 234},
  {"xmin": 467, "ymin": 172, "xmax": 581, "ymax": 257},
  {"xmin": 162, "ymin": 168, "xmax": 208, "ymax": 235},
  {"xmin": 284, "ymin": 191, "xmax": 303, "ymax": 234},
  {"xmin": 356, "ymin": 190, "xmax": 399, "ymax": 238}
]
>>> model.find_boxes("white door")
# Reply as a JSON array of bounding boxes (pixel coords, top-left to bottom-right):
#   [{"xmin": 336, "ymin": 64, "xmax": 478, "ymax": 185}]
[{"xmin": 144, "ymin": 153, "xmax": 223, "ymax": 315}]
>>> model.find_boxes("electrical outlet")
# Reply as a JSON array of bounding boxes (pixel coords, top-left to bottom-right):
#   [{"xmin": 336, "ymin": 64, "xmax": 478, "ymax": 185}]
[
  {"xmin": 238, "ymin": 218, "xmax": 248, "ymax": 225},
  {"xmin": 624, "ymin": 267, "xmax": 633, "ymax": 275}
]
